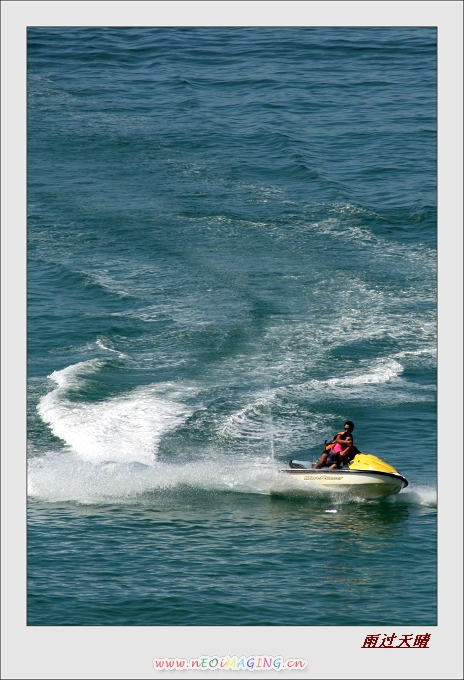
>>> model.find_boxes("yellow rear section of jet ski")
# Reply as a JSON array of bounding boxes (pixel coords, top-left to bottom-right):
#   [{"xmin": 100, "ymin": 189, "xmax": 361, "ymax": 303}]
[{"xmin": 349, "ymin": 454, "xmax": 399, "ymax": 474}]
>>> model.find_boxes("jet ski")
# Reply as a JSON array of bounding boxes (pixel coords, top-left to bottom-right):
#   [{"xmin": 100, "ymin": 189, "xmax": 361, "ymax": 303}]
[{"xmin": 278, "ymin": 454, "xmax": 408, "ymax": 500}]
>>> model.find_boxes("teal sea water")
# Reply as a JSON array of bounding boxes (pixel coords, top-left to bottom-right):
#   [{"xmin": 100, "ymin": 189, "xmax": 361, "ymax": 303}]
[{"xmin": 27, "ymin": 28, "xmax": 437, "ymax": 626}]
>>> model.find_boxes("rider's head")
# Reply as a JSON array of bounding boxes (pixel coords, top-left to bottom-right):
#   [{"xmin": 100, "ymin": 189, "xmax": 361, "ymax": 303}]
[{"xmin": 344, "ymin": 421, "xmax": 354, "ymax": 433}]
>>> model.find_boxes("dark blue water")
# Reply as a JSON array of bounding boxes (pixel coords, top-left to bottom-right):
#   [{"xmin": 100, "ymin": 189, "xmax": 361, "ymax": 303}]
[{"xmin": 27, "ymin": 27, "xmax": 436, "ymax": 626}]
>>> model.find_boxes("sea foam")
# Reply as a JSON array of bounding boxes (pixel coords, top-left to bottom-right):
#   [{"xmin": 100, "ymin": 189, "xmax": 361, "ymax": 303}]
[{"xmin": 37, "ymin": 360, "xmax": 190, "ymax": 465}]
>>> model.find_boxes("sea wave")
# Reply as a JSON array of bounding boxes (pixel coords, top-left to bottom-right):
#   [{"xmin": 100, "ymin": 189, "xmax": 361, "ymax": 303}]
[{"xmin": 37, "ymin": 360, "xmax": 191, "ymax": 465}]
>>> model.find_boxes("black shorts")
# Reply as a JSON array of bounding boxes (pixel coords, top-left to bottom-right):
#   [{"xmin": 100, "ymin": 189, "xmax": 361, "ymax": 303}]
[{"xmin": 325, "ymin": 451, "xmax": 340, "ymax": 467}]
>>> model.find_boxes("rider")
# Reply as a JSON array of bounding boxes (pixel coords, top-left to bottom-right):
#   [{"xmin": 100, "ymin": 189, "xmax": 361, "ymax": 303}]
[
  {"xmin": 313, "ymin": 421, "xmax": 357, "ymax": 469},
  {"xmin": 326, "ymin": 434, "xmax": 356, "ymax": 469}
]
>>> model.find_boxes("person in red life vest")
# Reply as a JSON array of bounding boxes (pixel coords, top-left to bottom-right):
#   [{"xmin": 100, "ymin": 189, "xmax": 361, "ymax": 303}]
[
  {"xmin": 313, "ymin": 421, "xmax": 357, "ymax": 469},
  {"xmin": 326, "ymin": 434, "xmax": 356, "ymax": 468}
]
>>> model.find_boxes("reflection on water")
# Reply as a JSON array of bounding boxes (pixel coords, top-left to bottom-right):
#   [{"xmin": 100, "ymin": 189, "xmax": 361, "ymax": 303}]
[{"xmin": 267, "ymin": 492, "xmax": 410, "ymax": 535}]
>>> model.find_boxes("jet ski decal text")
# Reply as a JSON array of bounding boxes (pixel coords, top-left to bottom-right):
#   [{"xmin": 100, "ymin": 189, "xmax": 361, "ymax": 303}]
[{"xmin": 304, "ymin": 475, "xmax": 342, "ymax": 480}]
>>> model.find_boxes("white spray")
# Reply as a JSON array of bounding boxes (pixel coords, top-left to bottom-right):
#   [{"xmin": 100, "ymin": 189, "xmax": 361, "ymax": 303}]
[{"xmin": 269, "ymin": 403, "xmax": 275, "ymax": 462}]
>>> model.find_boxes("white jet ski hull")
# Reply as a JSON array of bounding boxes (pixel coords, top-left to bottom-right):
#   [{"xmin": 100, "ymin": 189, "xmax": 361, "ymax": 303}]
[{"xmin": 276, "ymin": 468, "xmax": 408, "ymax": 500}]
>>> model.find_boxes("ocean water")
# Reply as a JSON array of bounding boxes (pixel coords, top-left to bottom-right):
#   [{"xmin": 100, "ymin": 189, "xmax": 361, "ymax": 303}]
[{"xmin": 27, "ymin": 27, "xmax": 437, "ymax": 626}]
